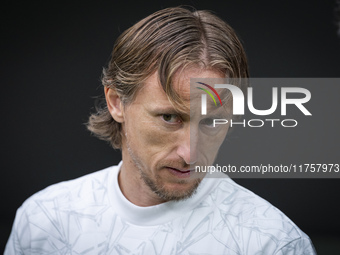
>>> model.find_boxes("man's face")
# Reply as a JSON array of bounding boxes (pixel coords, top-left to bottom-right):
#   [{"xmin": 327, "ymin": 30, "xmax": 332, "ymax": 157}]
[{"xmin": 120, "ymin": 68, "xmax": 229, "ymax": 202}]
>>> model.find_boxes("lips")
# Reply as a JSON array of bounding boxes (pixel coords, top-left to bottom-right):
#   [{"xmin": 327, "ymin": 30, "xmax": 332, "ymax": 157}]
[
  {"xmin": 175, "ymin": 168, "xmax": 191, "ymax": 172},
  {"xmin": 166, "ymin": 167, "xmax": 193, "ymax": 178}
]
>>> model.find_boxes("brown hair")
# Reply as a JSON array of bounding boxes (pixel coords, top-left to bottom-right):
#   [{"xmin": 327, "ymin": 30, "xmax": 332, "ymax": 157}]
[{"xmin": 87, "ymin": 6, "xmax": 249, "ymax": 149}]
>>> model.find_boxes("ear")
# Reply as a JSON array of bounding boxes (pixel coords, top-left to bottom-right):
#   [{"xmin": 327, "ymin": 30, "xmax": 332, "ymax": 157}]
[{"xmin": 105, "ymin": 87, "xmax": 124, "ymax": 123}]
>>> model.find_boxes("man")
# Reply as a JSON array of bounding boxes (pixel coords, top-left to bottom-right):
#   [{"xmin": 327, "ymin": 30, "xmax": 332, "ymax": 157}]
[{"xmin": 5, "ymin": 7, "xmax": 316, "ymax": 254}]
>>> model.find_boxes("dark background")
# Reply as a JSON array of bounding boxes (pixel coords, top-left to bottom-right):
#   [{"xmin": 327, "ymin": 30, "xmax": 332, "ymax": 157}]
[{"xmin": 1, "ymin": 0, "xmax": 339, "ymax": 253}]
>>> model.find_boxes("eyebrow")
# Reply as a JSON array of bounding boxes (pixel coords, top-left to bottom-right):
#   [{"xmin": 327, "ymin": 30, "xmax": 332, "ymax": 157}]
[
  {"xmin": 146, "ymin": 104, "xmax": 184, "ymax": 114},
  {"xmin": 149, "ymin": 106, "xmax": 178, "ymax": 113},
  {"xmin": 149, "ymin": 105, "xmax": 191, "ymax": 119}
]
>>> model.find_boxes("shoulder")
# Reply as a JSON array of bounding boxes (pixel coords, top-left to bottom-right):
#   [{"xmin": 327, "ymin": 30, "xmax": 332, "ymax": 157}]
[
  {"xmin": 14, "ymin": 165, "xmax": 118, "ymax": 234},
  {"xmin": 202, "ymin": 177, "xmax": 316, "ymax": 254},
  {"xmin": 5, "ymin": 165, "xmax": 119, "ymax": 254},
  {"xmin": 22, "ymin": 165, "xmax": 117, "ymax": 210}
]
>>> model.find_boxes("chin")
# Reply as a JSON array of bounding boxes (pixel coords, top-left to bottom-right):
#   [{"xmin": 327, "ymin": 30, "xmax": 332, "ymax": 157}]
[{"xmin": 152, "ymin": 179, "xmax": 202, "ymax": 202}]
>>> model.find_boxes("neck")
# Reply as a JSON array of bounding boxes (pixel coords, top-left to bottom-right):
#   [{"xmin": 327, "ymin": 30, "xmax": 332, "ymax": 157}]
[{"xmin": 118, "ymin": 149, "xmax": 165, "ymax": 207}]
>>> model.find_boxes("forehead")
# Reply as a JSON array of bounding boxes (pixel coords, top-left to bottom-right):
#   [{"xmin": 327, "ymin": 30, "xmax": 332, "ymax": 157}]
[
  {"xmin": 172, "ymin": 68, "xmax": 225, "ymax": 100},
  {"xmin": 131, "ymin": 68, "xmax": 226, "ymax": 111}
]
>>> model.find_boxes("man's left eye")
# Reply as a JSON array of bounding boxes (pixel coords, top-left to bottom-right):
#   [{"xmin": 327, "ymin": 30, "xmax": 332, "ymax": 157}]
[
  {"xmin": 161, "ymin": 114, "xmax": 180, "ymax": 123},
  {"xmin": 200, "ymin": 118, "xmax": 214, "ymax": 127}
]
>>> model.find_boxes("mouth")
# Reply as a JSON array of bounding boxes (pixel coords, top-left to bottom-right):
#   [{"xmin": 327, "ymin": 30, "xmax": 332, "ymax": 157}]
[{"xmin": 166, "ymin": 167, "xmax": 194, "ymax": 178}]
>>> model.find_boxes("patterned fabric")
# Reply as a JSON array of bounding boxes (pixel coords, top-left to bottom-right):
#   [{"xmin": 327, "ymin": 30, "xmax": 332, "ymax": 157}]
[{"xmin": 5, "ymin": 162, "xmax": 316, "ymax": 254}]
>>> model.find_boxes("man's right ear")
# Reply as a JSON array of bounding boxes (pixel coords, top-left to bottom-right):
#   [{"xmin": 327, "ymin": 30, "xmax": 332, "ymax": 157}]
[{"xmin": 105, "ymin": 87, "xmax": 124, "ymax": 123}]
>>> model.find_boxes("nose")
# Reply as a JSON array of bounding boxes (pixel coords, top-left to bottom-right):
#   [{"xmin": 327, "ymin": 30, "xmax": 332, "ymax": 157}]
[{"xmin": 176, "ymin": 125, "xmax": 198, "ymax": 165}]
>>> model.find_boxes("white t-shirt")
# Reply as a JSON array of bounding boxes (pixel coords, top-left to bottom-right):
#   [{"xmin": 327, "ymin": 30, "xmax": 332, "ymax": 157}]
[{"xmin": 5, "ymin": 162, "xmax": 316, "ymax": 254}]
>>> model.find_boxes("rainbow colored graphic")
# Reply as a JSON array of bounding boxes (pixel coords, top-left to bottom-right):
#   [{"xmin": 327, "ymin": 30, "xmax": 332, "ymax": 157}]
[{"xmin": 196, "ymin": 82, "xmax": 223, "ymax": 106}]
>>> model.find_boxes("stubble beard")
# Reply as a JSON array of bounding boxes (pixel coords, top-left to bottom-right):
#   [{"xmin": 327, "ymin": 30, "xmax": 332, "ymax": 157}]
[{"xmin": 126, "ymin": 140, "xmax": 202, "ymax": 202}]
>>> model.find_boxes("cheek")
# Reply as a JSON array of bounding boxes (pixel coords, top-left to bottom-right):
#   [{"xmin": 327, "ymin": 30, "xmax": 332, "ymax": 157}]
[
  {"xmin": 127, "ymin": 116, "xmax": 176, "ymax": 154},
  {"xmin": 140, "ymin": 125, "xmax": 168, "ymax": 147},
  {"xmin": 198, "ymin": 140, "xmax": 221, "ymax": 160},
  {"xmin": 197, "ymin": 128, "xmax": 229, "ymax": 162}
]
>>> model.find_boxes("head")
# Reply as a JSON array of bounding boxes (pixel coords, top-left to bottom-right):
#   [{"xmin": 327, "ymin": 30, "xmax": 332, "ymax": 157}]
[{"xmin": 87, "ymin": 7, "xmax": 249, "ymax": 202}]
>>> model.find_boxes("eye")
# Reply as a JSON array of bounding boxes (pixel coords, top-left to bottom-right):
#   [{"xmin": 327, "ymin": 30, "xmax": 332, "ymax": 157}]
[
  {"xmin": 200, "ymin": 118, "xmax": 214, "ymax": 127},
  {"xmin": 199, "ymin": 116, "xmax": 229, "ymax": 136},
  {"xmin": 161, "ymin": 114, "xmax": 180, "ymax": 124}
]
